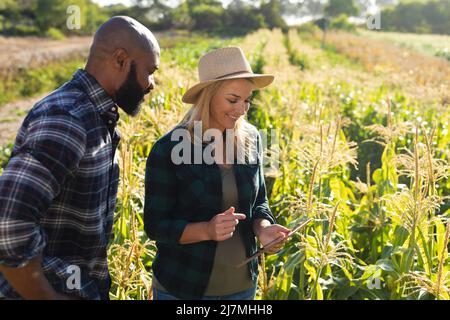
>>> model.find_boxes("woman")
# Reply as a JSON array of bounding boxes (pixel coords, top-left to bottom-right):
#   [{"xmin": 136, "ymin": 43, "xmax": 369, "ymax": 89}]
[{"xmin": 144, "ymin": 47, "xmax": 291, "ymax": 300}]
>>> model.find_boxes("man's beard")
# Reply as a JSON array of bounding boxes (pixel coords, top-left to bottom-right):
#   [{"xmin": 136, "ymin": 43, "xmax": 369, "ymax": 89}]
[{"xmin": 115, "ymin": 61, "xmax": 149, "ymax": 117}]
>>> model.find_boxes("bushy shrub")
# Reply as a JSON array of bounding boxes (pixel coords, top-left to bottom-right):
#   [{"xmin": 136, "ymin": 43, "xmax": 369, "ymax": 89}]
[
  {"xmin": 44, "ymin": 27, "xmax": 65, "ymax": 40},
  {"xmin": 330, "ymin": 14, "xmax": 356, "ymax": 32}
]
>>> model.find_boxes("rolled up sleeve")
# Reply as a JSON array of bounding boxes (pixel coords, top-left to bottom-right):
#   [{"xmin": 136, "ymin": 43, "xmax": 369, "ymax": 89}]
[
  {"xmin": 144, "ymin": 140, "xmax": 189, "ymax": 246},
  {"xmin": 0, "ymin": 111, "xmax": 86, "ymax": 268}
]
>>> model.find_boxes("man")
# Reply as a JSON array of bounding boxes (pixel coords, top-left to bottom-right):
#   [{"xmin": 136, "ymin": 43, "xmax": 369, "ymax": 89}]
[{"xmin": 0, "ymin": 16, "xmax": 160, "ymax": 300}]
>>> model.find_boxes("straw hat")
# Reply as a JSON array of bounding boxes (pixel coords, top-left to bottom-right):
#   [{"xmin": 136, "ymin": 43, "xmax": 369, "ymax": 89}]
[{"xmin": 182, "ymin": 47, "xmax": 275, "ymax": 104}]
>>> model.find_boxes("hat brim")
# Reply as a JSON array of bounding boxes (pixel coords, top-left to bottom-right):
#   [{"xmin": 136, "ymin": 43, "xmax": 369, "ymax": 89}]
[{"xmin": 182, "ymin": 73, "xmax": 275, "ymax": 104}]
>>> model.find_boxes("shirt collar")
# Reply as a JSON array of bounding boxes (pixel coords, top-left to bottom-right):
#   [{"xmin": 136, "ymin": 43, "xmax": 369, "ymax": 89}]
[{"xmin": 72, "ymin": 69, "xmax": 120, "ymax": 126}]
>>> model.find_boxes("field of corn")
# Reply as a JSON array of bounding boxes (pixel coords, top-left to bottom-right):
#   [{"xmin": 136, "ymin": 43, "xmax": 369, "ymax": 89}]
[{"xmin": 1, "ymin": 29, "xmax": 449, "ymax": 300}]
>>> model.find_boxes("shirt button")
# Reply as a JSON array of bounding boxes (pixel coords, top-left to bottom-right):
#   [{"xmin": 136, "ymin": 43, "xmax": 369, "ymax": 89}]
[
  {"xmin": 108, "ymin": 120, "xmax": 113, "ymax": 125},
  {"xmin": 111, "ymin": 106, "xmax": 116, "ymax": 112}
]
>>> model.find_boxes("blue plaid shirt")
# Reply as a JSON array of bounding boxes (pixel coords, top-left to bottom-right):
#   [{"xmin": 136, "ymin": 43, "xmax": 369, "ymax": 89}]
[{"xmin": 0, "ymin": 69, "xmax": 120, "ymax": 300}]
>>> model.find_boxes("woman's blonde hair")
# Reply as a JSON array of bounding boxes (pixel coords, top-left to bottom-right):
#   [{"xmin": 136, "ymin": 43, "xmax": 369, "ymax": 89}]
[{"xmin": 179, "ymin": 79, "xmax": 258, "ymax": 164}]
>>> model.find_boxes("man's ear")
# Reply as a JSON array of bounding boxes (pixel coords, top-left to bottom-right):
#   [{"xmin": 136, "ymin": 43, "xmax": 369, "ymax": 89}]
[{"xmin": 112, "ymin": 48, "xmax": 129, "ymax": 72}]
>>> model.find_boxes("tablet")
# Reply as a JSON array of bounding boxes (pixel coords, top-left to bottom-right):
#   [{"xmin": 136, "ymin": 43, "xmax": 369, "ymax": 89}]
[{"xmin": 237, "ymin": 217, "xmax": 313, "ymax": 268}]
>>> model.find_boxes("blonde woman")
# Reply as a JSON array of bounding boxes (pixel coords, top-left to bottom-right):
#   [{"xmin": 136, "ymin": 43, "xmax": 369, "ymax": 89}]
[{"xmin": 144, "ymin": 47, "xmax": 290, "ymax": 300}]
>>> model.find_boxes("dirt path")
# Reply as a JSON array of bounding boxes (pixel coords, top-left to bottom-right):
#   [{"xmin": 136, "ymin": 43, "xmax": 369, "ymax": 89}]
[
  {"xmin": 0, "ymin": 93, "xmax": 49, "ymax": 145},
  {"xmin": 0, "ymin": 36, "xmax": 92, "ymax": 75}
]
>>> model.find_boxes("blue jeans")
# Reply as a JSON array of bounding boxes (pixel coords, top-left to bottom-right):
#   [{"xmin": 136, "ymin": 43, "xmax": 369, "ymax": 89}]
[{"xmin": 153, "ymin": 286, "xmax": 256, "ymax": 300}]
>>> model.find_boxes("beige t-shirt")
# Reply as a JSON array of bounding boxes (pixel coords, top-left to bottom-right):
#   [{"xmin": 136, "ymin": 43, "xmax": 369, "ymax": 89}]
[
  {"xmin": 204, "ymin": 165, "xmax": 254, "ymax": 296},
  {"xmin": 152, "ymin": 164, "xmax": 254, "ymax": 296}
]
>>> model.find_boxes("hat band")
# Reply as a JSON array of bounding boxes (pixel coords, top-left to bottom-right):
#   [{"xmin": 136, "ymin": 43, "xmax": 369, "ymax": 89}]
[{"xmin": 211, "ymin": 70, "xmax": 253, "ymax": 80}]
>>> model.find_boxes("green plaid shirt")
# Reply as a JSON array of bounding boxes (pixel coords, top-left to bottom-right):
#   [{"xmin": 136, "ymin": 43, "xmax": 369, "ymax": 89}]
[{"xmin": 144, "ymin": 125, "xmax": 276, "ymax": 299}]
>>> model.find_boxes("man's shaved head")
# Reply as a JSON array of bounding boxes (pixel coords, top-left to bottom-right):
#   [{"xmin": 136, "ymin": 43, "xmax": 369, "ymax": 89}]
[
  {"xmin": 89, "ymin": 16, "xmax": 160, "ymax": 61},
  {"xmin": 85, "ymin": 16, "xmax": 160, "ymax": 117}
]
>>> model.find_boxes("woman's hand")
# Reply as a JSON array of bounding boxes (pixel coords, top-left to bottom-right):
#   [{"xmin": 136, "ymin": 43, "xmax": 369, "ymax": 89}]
[
  {"xmin": 254, "ymin": 220, "xmax": 291, "ymax": 254},
  {"xmin": 207, "ymin": 206, "xmax": 246, "ymax": 241}
]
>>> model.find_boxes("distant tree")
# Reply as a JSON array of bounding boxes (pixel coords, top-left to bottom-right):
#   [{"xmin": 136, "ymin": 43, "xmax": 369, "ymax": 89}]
[
  {"xmin": 259, "ymin": 0, "xmax": 287, "ymax": 30},
  {"xmin": 318, "ymin": 0, "xmax": 359, "ymax": 47},
  {"xmin": 383, "ymin": 2, "xmax": 428, "ymax": 33},
  {"xmin": 0, "ymin": 0, "xmax": 36, "ymax": 35},
  {"xmin": 103, "ymin": 4, "xmax": 133, "ymax": 16},
  {"xmin": 224, "ymin": 0, "xmax": 266, "ymax": 34},
  {"xmin": 0, "ymin": 0, "xmax": 19, "ymax": 34},
  {"xmin": 424, "ymin": 0, "xmax": 450, "ymax": 34},
  {"xmin": 121, "ymin": 0, "xmax": 174, "ymax": 29},
  {"xmin": 380, "ymin": 0, "xmax": 450, "ymax": 35},
  {"xmin": 167, "ymin": 1, "xmax": 194, "ymax": 29},
  {"xmin": 190, "ymin": 4, "xmax": 224, "ymax": 31},
  {"xmin": 182, "ymin": 0, "xmax": 224, "ymax": 31},
  {"xmin": 35, "ymin": 0, "xmax": 68, "ymax": 33},
  {"xmin": 186, "ymin": 0, "xmax": 223, "ymax": 14},
  {"xmin": 324, "ymin": 0, "xmax": 359, "ymax": 17},
  {"xmin": 34, "ymin": 0, "xmax": 104, "ymax": 35},
  {"xmin": 307, "ymin": 0, "xmax": 327, "ymax": 19},
  {"xmin": 330, "ymin": 14, "xmax": 356, "ymax": 32},
  {"xmin": 314, "ymin": 17, "xmax": 330, "ymax": 48},
  {"xmin": 81, "ymin": 1, "xmax": 107, "ymax": 34}
]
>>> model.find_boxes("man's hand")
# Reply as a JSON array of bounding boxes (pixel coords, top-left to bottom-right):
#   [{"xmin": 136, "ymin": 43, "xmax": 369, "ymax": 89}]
[
  {"xmin": 207, "ymin": 206, "xmax": 246, "ymax": 241},
  {"xmin": 0, "ymin": 254, "xmax": 73, "ymax": 300}
]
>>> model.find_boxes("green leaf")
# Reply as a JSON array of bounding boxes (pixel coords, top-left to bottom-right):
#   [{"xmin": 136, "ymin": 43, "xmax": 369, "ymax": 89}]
[
  {"xmin": 392, "ymin": 226, "xmax": 409, "ymax": 247},
  {"xmin": 376, "ymin": 259, "xmax": 395, "ymax": 272},
  {"xmin": 373, "ymin": 168, "xmax": 383, "ymax": 185}
]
